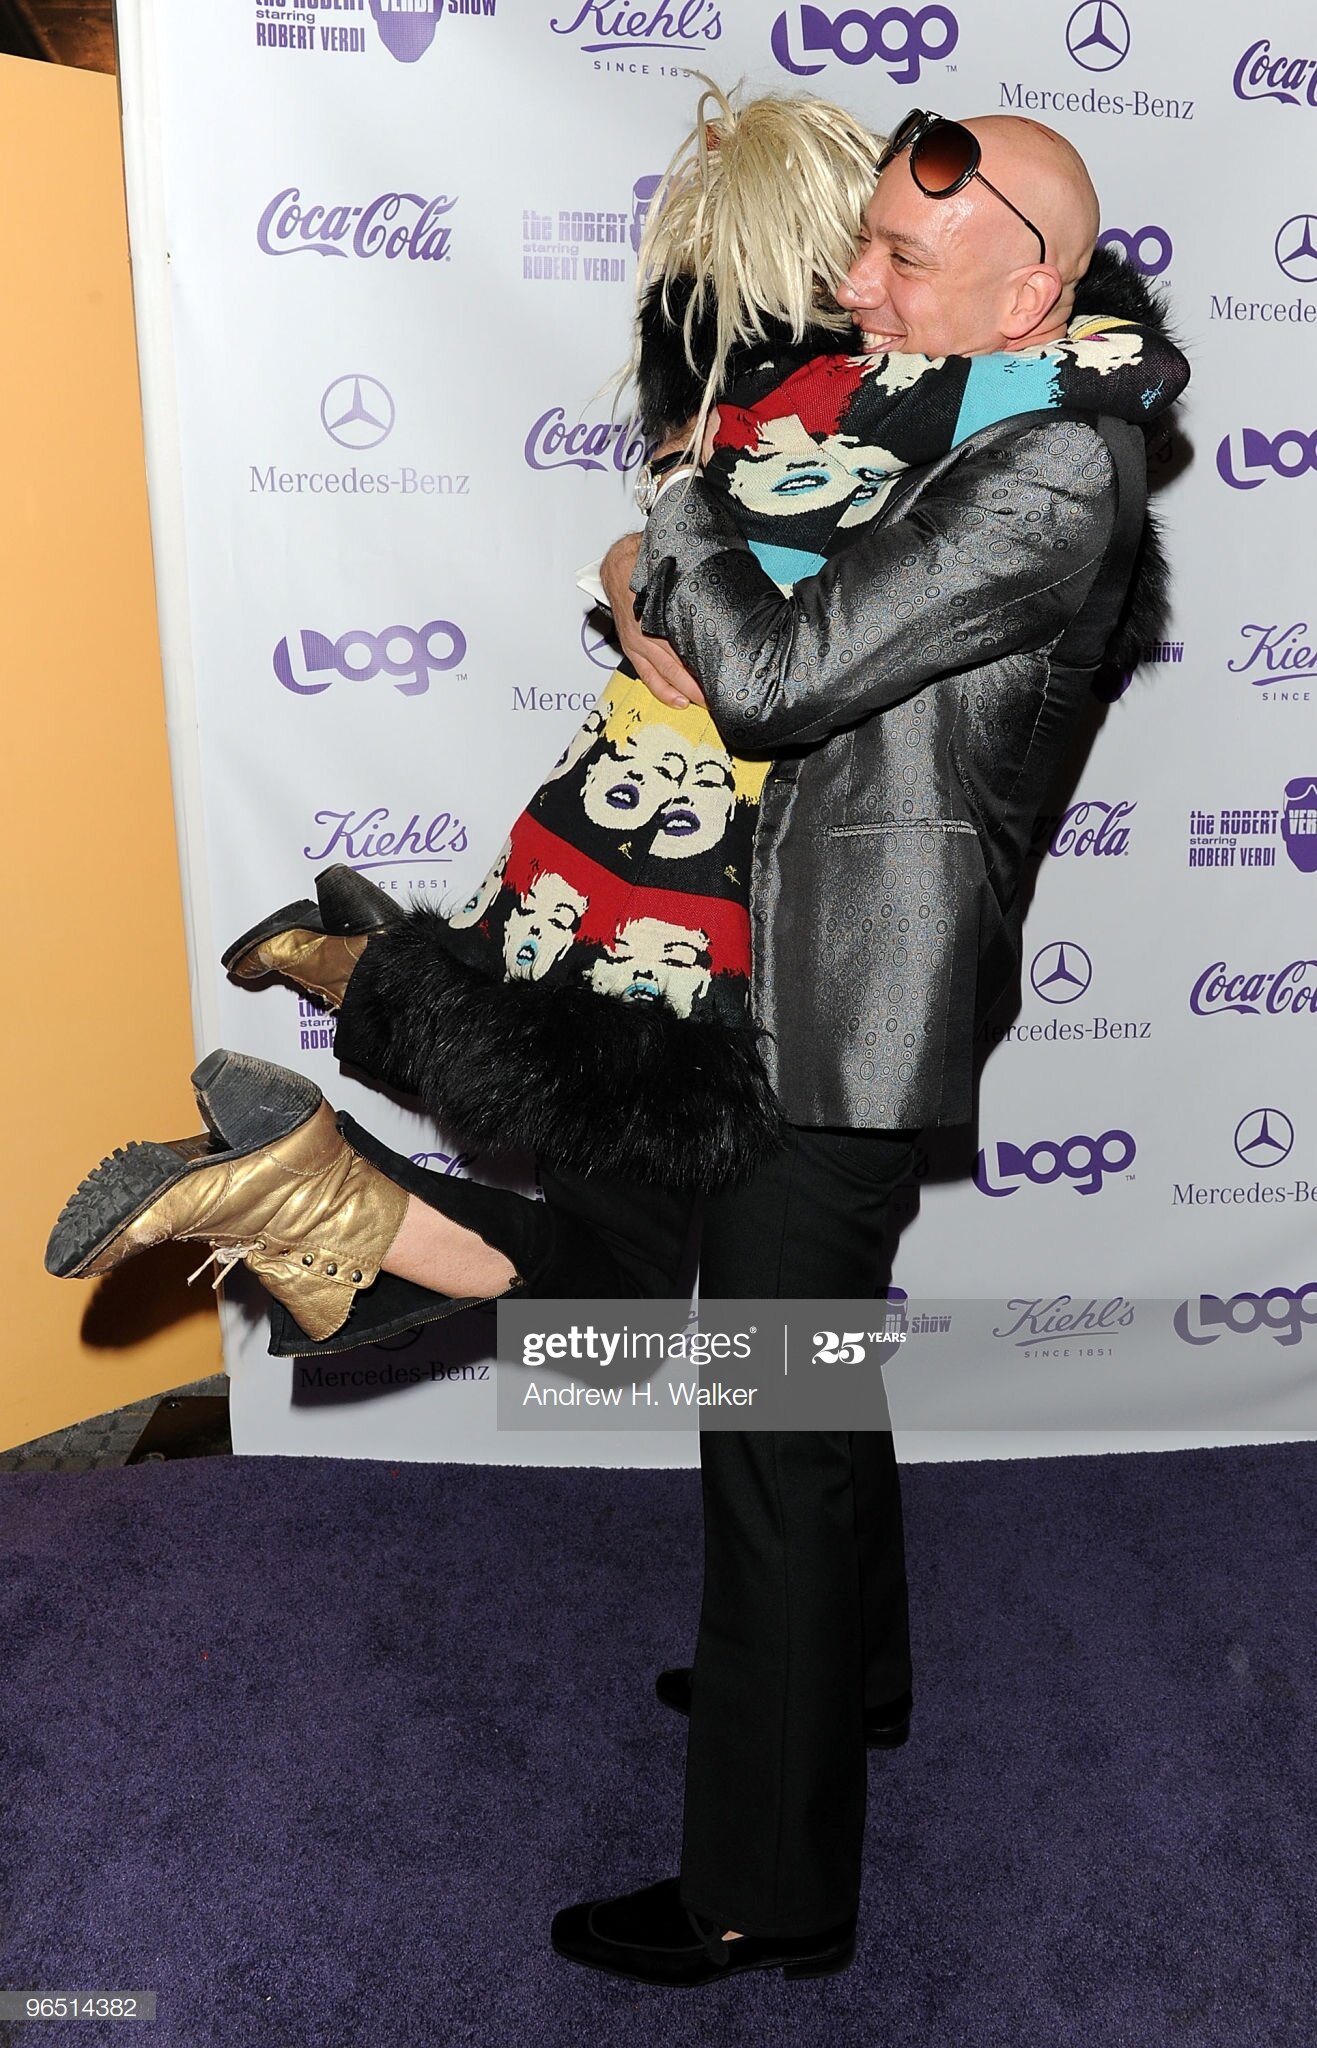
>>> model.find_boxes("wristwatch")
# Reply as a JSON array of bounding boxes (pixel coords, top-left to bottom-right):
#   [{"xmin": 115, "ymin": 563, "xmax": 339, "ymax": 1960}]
[{"xmin": 634, "ymin": 446, "xmax": 694, "ymax": 515}]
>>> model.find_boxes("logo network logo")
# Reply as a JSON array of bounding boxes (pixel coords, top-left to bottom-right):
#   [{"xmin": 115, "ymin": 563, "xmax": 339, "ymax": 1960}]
[
  {"xmin": 1276, "ymin": 214, "xmax": 1317, "ymax": 284},
  {"xmin": 1030, "ymin": 941, "xmax": 1093, "ymax": 1004},
  {"xmin": 524, "ymin": 408, "xmax": 646, "ymax": 473},
  {"xmin": 1235, "ymin": 1107, "xmax": 1296, "ymax": 1168},
  {"xmin": 1233, "ymin": 39, "xmax": 1317, "ymax": 106},
  {"xmin": 1216, "ymin": 429, "xmax": 1317, "ymax": 489},
  {"xmin": 771, "ymin": 4, "xmax": 957, "ymax": 82},
  {"xmin": 274, "ymin": 620, "xmax": 467, "ymax": 696},
  {"xmin": 1189, "ymin": 959, "xmax": 1317, "ymax": 1017},
  {"xmin": 1174, "ymin": 1284, "xmax": 1317, "ymax": 1347},
  {"xmin": 256, "ymin": 188, "xmax": 456, "ymax": 262},
  {"xmin": 321, "ymin": 375, "xmax": 395, "ymax": 450},
  {"xmin": 549, "ymin": 1, "xmax": 722, "ymax": 57},
  {"xmin": 304, "ymin": 807, "xmax": 470, "ymax": 870},
  {"xmin": 1047, "ymin": 799, "xmax": 1135, "ymax": 857},
  {"xmin": 974, "ymin": 1129, "xmax": 1136, "ymax": 1197},
  {"xmin": 1097, "ymin": 224, "xmax": 1171, "ymax": 276},
  {"xmin": 1066, "ymin": 0, "xmax": 1129, "ymax": 71}
]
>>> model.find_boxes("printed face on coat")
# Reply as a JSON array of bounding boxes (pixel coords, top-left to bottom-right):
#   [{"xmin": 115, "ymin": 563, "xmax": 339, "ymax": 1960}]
[
  {"xmin": 723, "ymin": 417, "xmax": 900, "ymax": 529},
  {"xmin": 502, "ymin": 871, "xmax": 588, "ymax": 980},
  {"xmin": 582, "ymin": 723, "xmax": 694, "ymax": 831},
  {"xmin": 587, "ymin": 915, "xmax": 712, "ymax": 1017},
  {"xmin": 650, "ymin": 746, "xmax": 737, "ymax": 860},
  {"xmin": 449, "ymin": 837, "xmax": 511, "ymax": 928},
  {"xmin": 544, "ymin": 705, "xmax": 607, "ymax": 784}
]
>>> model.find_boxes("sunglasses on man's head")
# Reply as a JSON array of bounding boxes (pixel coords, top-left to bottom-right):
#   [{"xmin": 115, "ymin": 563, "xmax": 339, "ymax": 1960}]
[{"xmin": 875, "ymin": 110, "xmax": 1049, "ymax": 268}]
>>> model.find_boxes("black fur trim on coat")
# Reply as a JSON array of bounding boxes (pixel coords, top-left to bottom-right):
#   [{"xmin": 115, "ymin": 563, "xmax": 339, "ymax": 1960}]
[
  {"xmin": 1074, "ymin": 245, "xmax": 1183, "ymax": 682},
  {"xmin": 635, "ymin": 275, "xmax": 857, "ymax": 439},
  {"xmin": 333, "ymin": 905, "xmax": 783, "ymax": 1191}
]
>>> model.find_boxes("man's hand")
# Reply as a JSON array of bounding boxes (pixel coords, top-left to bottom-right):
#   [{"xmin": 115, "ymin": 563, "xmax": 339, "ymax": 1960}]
[{"xmin": 600, "ymin": 532, "xmax": 706, "ymax": 711}]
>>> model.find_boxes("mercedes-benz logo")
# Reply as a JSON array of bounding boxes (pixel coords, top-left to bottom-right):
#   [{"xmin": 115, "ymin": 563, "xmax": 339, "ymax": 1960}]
[
  {"xmin": 1233, "ymin": 1107, "xmax": 1295, "ymax": 1169},
  {"xmin": 1066, "ymin": 0, "xmax": 1130, "ymax": 71},
  {"xmin": 320, "ymin": 374, "xmax": 396, "ymax": 450},
  {"xmin": 1275, "ymin": 215, "xmax": 1317, "ymax": 285},
  {"xmin": 1030, "ymin": 940, "xmax": 1093, "ymax": 1004},
  {"xmin": 581, "ymin": 613, "xmax": 617, "ymax": 671}
]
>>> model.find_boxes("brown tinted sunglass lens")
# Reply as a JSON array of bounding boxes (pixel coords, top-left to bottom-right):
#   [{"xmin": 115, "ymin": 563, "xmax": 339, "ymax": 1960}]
[{"xmin": 911, "ymin": 122, "xmax": 976, "ymax": 195}]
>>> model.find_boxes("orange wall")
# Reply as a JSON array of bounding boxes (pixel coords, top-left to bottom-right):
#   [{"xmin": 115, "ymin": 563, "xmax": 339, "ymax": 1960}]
[{"xmin": 1, "ymin": 52, "xmax": 219, "ymax": 1450}]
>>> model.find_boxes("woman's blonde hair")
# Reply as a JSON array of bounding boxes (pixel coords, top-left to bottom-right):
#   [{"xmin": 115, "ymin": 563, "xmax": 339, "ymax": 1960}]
[{"xmin": 627, "ymin": 78, "xmax": 882, "ymax": 447}]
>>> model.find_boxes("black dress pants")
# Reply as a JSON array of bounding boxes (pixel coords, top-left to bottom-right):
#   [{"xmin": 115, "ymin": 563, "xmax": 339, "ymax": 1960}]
[
  {"xmin": 264, "ymin": 1110, "xmax": 915, "ymax": 1939},
  {"xmin": 679, "ymin": 1123, "xmax": 917, "ymax": 1936}
]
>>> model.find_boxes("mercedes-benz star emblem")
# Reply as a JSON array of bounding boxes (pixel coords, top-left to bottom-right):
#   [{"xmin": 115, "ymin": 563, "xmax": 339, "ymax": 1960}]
[
  {"xmin": 1233, "ymin": 1107, "xmax": 1295, "ymax": 1169},
  {"xmin": 581, "ymin": 613, "xmax": 617, "ymax": 671},
  {"xmin": 1030, "ymin": 940, "xmax": 1093, "ymax": 1004},
  {"xmin": 320, "ymin": 374, "xmax": 396, "ymax": 450},
  {"xmin": 1066, "ymin": 0, "xmax": 1130, "ymax": 71},
  {"xmin": 1275, "ymin": 215, "xmax": 1317, "ymax": 285}
]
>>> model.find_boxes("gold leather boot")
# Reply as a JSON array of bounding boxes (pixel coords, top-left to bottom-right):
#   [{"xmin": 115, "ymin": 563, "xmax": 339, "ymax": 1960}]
[
  {"xmin": 45, "ymin": 1051, "xmax": 410, "ymax": 1343},
  {"xmin": 223, "ymin": 866, "xmax": 402, "ymax": 1010},
  {"xmin": 226, "ymin": 924, "xmax": 371, "ymax": 1011}
]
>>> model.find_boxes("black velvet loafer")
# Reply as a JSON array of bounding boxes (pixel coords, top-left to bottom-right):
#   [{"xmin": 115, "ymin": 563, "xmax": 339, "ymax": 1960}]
[
  {"xmin": 550, "ymin": 1876, "xmax": 855, "ymax": 1986},
  {"xmin": 655, "ymin": 1668, "xmax": 914, "ymax": 1750}
]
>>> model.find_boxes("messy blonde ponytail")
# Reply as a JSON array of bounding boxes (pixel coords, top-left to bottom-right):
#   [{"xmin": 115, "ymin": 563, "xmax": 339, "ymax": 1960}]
[{"xmin": 626, "ymin": 78, "xmax": 882, "ymax": 449}]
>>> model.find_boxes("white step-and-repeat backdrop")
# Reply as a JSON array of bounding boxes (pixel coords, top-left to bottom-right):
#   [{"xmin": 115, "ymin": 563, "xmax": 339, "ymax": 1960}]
[{"xmin": 116, "ymin": 0, "xmax": 1317, "ymax": 1463}]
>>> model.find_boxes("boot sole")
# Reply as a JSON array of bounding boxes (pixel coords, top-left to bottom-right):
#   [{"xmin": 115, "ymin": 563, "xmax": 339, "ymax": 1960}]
[
  {"xmin": 221, "ymin": 899, "xmax": 322, "ymax": 976},
  {"xmin": 315, "ymin": 864, "xmax": 405, "ymax": 934},
  {"xmin": 45, "ymin": 1052, "xmax": 323, "ymax": 1279}
]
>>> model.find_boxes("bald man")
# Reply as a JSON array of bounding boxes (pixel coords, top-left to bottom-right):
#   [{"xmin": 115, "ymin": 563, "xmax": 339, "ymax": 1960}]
[{"xmin": 554, "ymin": 114, "xmax": 1179, "ymax": 1984}]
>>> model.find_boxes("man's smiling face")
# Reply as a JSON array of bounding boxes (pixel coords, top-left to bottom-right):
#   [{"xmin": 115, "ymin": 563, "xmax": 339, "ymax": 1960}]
[
  {"xmin": 840, "ymin": 115, "xmax": 1093, "ymax": 358},
  {"xmin": 842, "ymin": 166, "xmax": 1019, "ymax": 359}
]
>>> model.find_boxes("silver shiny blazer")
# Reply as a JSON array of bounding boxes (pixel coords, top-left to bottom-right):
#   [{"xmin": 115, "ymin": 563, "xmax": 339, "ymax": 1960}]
[{"xmin": 634, "ymin": 412, "xmax": 1148, "ymax": 1132}]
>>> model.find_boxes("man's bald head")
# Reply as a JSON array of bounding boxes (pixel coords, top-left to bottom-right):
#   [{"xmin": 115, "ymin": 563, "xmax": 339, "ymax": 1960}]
[
  {"xmin": 962, "ymin": 115, "xmax": 1099, "ymax": 287},
  {"xmin": 838, "ymin": 113, "xmax": 1101, "ymax": 360}
]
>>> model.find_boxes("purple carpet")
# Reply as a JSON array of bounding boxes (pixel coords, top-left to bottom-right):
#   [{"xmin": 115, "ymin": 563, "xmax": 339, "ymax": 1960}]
[{"xmin": 1, "ymin": 1441, "xmax": 1313, "ymax": 2047}]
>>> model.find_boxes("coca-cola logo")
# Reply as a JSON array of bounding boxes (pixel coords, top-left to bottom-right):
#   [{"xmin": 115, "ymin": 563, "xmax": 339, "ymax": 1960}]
[
  {"xmin": 974, "ymin": 1129, "xmax": 1136, "ymax": 1197},
  {"xmin": 274, "ymin": 620, "xmax": 467, "ymax": 696},
  {"xmin": 1189, "ymin": 959, "xmax": 1317, "ymax": 1017},
  {"xmin": 256, "ymin": 188, "xmax": 456, "ymax": 262},
  {"xmin": 1228, "ymin": 623, "xmax": 1317, "ymax": 684},
  {"xmin": 1047, "ymin": 799, "xmax": 1134, "ymax": 857},
  {"xmin": 549, "ymin": 1, "xmax": 722, "ymax": 53},
  {"xmin": 1175, "ymin": 1283, "xmax": 1317, "ymax": 1348},
  {"xmin": 1233, "ymin": 38, "xmax": 1317, "ymax": 106},
  {"xmin": 304, "ymin": 807, "xmax": 469, "ymax": 869},
  {"xmin": 524, "ymin": 408, "xmax": 646, "ymax": 474}
]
